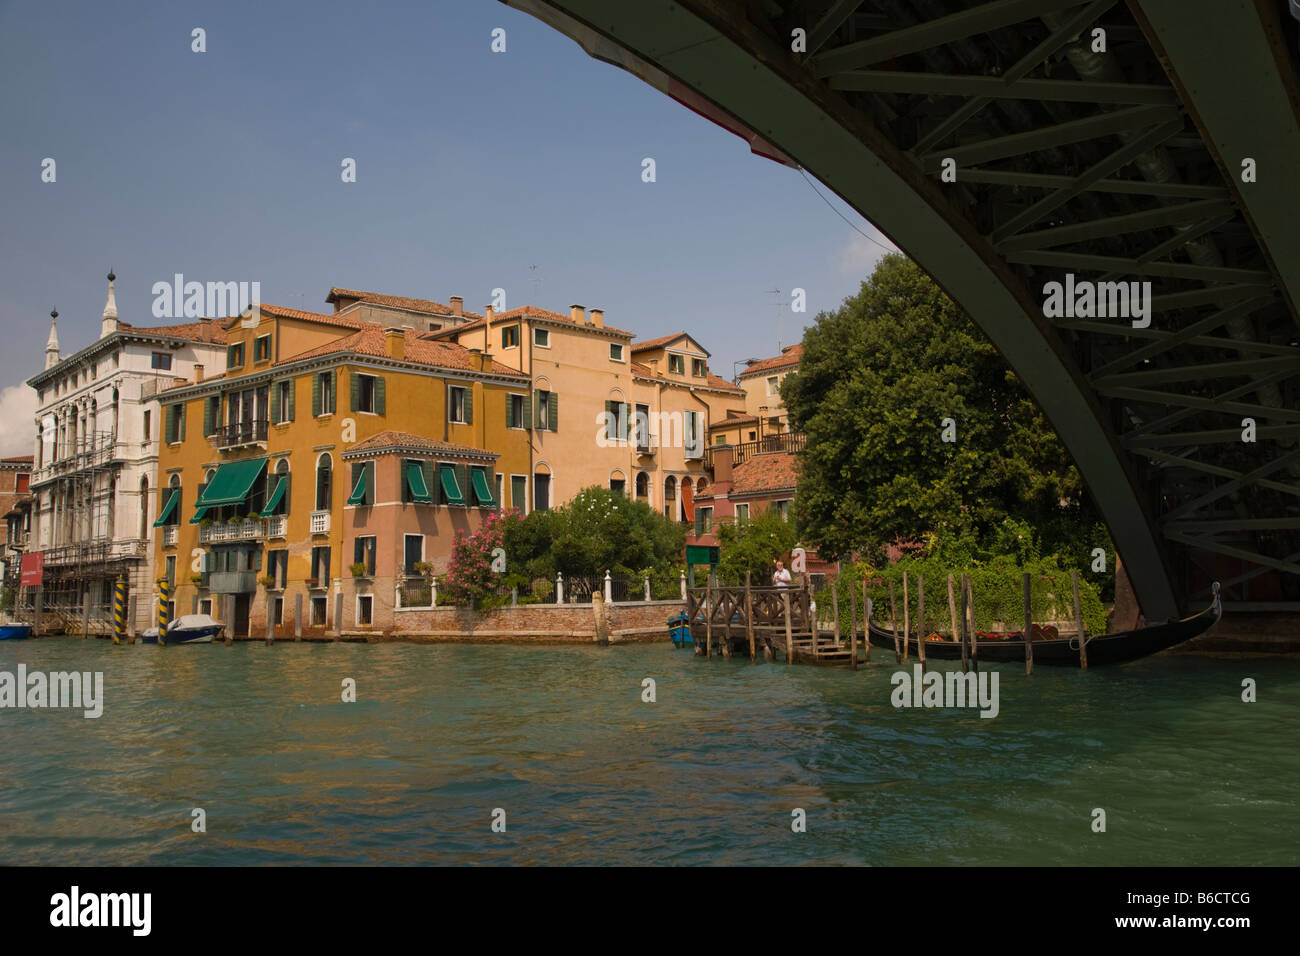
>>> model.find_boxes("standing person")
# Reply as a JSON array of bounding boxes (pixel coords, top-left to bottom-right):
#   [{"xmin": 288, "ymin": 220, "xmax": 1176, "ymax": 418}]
[{"xmin": 772, "ymin": 558, "xmax": 792, "ymax": 588}]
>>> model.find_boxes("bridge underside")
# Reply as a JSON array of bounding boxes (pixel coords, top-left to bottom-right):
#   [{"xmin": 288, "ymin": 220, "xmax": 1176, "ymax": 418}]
[{"xmin": 507, "ymin": 0, "xmax": 1300, "ymax": 618}]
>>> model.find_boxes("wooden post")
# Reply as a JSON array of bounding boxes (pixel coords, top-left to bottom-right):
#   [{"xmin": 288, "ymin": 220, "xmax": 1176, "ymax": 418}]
[
  {"xmin": 294, "ymin": 593, "xmax": 303, "ymax": 640},
  {"xmin": 808, "ymin": 579, "xmax": 818, "ymax": 660},
  {"xmin": 721, "ymin": 583, "xmax": 731, "ymax": 659},
  {"xmin": 745, "ymin": 572, "xmax": 755, "ymax": 662},
  {"xmin": 888, "ymin": 580, "xmax": 898, "ymax": 662},
  {"xmin": 1072, "ymin": 569, "xmax": 1088, "ymax": 670},
  {"xmin": 127, "ymin": 593, "xmax": 137, "ymax": 644},
  {"xmin": 958, "ymin": 574, "xmax": 969, "ymax": 673},
  {"xmin": 33, "ymin": 585, "xmax": 42, "ymax": 636},
  {"xmin": 705, "ymin": 582, "xmax": 713, "ymax": 659},
  {"xmin": 862, "ymin": 580, "xmax": 872, "ymax": 662},
  {"xmin": 916, "ymin": 575, "xmax": 926, "ymax": 669},
  {"xmin": 334, "ymin": 592, "xmax": 343, "ymax": 641},
  {"xmin": 266, "ymin": 595, "xmax": 275, "ymax": 644},
  {"xmin": 223, "ymin": 594, "xmax": 233, "ymax": 645},
  {"xmin": 848, "ymin": 579, "xmax": 858, "ymax": 671},
  {"xmin": 81, "ymin": 587, "xmax": 92, "ymax": 639},
  {"xmin": 832, "ymin": 581, "xmax": 841, "ymax": 648},
  {"xmin": 783, "ymin": 590, "xmax": 794, "ymax": 664},
  {"xmin": 965, "ymin": 574, "xmax": 977, "ymax": 672},
  {"xmin": 1023, "ymin": 572, "xmax": 1034, "ymax": 676},
  {"xmin": 901, "ymin": 572, "xmax": 910, "ymax": 663}
]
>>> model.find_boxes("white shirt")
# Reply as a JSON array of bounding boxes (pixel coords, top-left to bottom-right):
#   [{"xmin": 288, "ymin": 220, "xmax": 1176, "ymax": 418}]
[{"xmin": 772, "ymin": 567, "xmax": 792, "ymax": 587}]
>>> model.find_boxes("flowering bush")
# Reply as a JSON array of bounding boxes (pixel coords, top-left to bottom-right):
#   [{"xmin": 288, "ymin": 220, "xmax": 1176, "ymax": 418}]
[{"xmin": 441, "ymin": 509, "xmax": 522, "ymax": 610}]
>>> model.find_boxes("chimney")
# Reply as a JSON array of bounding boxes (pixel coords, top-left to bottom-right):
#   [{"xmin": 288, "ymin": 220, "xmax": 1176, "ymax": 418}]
[
  {"xmin": 449, "ymin": 296, "xmax": 463, "ymax": 317},
  {"xmin": 485, "ymin": 304, "xmax": 495, "ymax": 321},
  {"xmin": 713, "ymin": 445, "xmax": 734, "ymax": 490},
  {"xmin": 468, "ymin": 347, "xmax": 484, "ymax": 372},
  {"xmin": 194, "ymin": 364, "xmax": 205, "ymax": 384},
  {"xmin": 589, "ymin": 308, "xmax": 604, "ymax": 329},
  {"xmin": 570, "ymin": 304, "xmax": 586, "ymax": 324},
  {"xmin": 384, "ymin": 327, "xmax": 406, "ymax": 360}
]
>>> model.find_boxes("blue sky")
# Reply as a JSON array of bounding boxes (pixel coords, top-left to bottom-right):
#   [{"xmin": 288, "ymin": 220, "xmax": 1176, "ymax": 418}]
[{"xmin": 0, "ymin": 0, "xmax": 893, "ymax": 455}]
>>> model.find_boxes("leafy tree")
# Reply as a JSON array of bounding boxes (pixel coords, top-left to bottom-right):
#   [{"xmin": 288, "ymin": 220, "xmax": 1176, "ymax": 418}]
[
  {"xmin": 714, "ymin": 512, "xmax": 800, "ymax": 586},
  {"xmin": 784, "ymin": 252, "xmax": 1111, "ymax": 590},
  {"xmin": 441, "ymin": 510, "xmax": 520, "ymax": 610}
]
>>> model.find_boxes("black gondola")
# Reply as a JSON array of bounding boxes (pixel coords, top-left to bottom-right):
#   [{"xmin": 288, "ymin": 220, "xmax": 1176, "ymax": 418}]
[{"xmin": 865, "ymin": 582, "xmax": 1221, "ymax": 667}]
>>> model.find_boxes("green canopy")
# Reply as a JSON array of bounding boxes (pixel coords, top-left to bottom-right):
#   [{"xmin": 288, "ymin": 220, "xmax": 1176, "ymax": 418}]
[
  {"xmin": 189, "ymin": 506, "xmax": 209, "ymax": 525},
  {"xmin": 196, "ymin": 458, "xmax": 267, "ymax": 507},
  {"xmin": 347, "ymin": 466, "xmax": 368, "ymax": 506},
  {"xmin": 153, "ymin": 490, "xmax": 179, "ymax": 527},
  {"xmin": 260, "ymin": 476, "xmax": 287, "ymax": 517},
  {"xmin": 470, "ymin": 467, "xmax": 495, "ymax": 507},
  {"xmin": 406, "ymin": 462, "xmax": 432, "ymax": 503},
  {"xmin": 438, "ymin": 464, "xmax": 465, "ymax": 506}
]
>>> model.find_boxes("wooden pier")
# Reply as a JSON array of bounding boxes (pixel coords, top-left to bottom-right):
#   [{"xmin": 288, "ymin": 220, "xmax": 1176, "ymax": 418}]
[{"xmin": 686, "ymin": 584, "xmax": 862, "ymax": 665}]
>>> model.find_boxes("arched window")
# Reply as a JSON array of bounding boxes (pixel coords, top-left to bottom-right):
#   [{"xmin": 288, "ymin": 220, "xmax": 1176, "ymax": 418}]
[
  {"xmin": 163, "ymin": 474, "xmax": 181, "ymax": 528},
  {"xmin": 696, "ymin": 476, "xmax": 707, "ymax": 494},
  {"xmin": 635, "ymin": 471, "xmax": 649, "ymax": 500},
  {"xmin": 315, "ymin": 454, "xmax": 332, "ymax": 511},
  {"xmin": 664, "ymin": 476, "xmax": 677, "ymax": 520},
  {"xmin": 267, "ymin": 459, "xmax": 290, "ymax": 516}
]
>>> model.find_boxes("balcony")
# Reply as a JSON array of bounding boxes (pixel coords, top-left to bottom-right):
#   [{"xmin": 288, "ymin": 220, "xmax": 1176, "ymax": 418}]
[
  {"xmin": 208, "ymin": 570, "xmax": 258, "ymax": 594},
  {"xmin": 266, "ymin": 515, "xmax": 287, "ymax": 538},
  {"xmin": 199, "ymin": 518, "xmax": 266, "ymax": 544},
  {"xmin": 635, "ymin": 442, "xmax": 655, "ymax": 457},
  {"xmin": 162, "ymin": 526, "xmax": 178, "ymax": 547},
  {"xmin": 310, "ymin": 511, "xmax": 330, "ymax": 535},
  {"xmin": 213, "ymin": 419, "xmax": 269, "ymax": 450},
  {"xmin": 705, "ymin": 432, "xmax": 806, "ymax": 471}
]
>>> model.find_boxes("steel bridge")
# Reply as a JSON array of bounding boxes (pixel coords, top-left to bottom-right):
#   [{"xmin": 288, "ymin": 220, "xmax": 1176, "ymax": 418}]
[{"xmin": 506, "ymin": 0, "xmax": 1300, "ymax": 619}]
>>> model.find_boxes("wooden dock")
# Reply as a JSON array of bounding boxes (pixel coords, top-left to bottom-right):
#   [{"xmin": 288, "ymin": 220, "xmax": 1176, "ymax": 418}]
[{"xmin": 686, "ymin": 584, "xmax": 862, "ymax": 666}]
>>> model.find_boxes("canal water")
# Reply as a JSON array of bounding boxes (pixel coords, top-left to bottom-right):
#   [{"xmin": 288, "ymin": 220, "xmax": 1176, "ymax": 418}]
[{"xmin": 1, "ymin": 637, "xmax": 1296, "ymax": 865}]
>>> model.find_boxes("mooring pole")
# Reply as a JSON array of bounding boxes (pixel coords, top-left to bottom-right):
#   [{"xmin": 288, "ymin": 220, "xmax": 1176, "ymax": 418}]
[
  {"xmin": 112, "ymin": 574, "xmax": 127, "ymax": 646},
  {"xmin": 863, "ymin": 581, "xmax": 872, "ymax": 663},
  {"xmin": 888, "ymin": 579, "xmax": 898, "ymax": 662},
  {"xmin": 1072, "ymin": 570, "xmax": 1087, "ymax": 670},
  {"xmin": 947, "ymin": 574, "xmax": 960, "ymax": 666},
  {"xmin": 848, "ymin": 578, "xmax": 858, "ymax": 671},
  {"xmin": 901, "ymin": 572, "xmax": 910, "ymax": 663},
  {"xmin": 958, "ymin": 574, "xmax": 969, "ymax": 674},
  {"xmin": 295, "ymin": 593, "xmax": 303, "ymax": 641},
  {"xmin": 1023, "ymin": 572, "xmax": 1034, "ymax": 676},
  {"xmin": 745, "ymin": 571, "xmax": 755, "ymax": 662},
  {"xmin": 916, "ymin": 575, "xmax": 926, "ymax": 671},
  {"xmin": 783, "ymin": 590, "xmax": 794, "ymax": 664},
  {"xmin": 965, "ymin": 574, "xmax": 978, "ymax": 673}
]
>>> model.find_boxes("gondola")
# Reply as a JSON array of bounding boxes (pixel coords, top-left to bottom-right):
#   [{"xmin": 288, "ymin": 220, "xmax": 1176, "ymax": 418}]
[{"xmin": 865, "ymin": 582, "xmax": 1221, "ymax": 667}]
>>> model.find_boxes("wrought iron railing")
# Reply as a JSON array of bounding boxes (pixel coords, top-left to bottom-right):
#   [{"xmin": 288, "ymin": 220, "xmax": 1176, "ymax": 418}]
[
  {"xmin": 213, "ymin": 419, "xmax": 269, "ymax": 449},
  {"xmin": 705, "ymin": 431, "xmax": 805, "ymax": 470}
]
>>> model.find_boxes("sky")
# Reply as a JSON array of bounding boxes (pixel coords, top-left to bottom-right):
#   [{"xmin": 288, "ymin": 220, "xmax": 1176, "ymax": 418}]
[{"xmin": 0, "ymin": 0, "xmax": 895, "ymax": 456}]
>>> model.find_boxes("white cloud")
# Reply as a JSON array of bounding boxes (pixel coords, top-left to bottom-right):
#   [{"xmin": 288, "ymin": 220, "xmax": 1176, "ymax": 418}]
[
  {"xmin": 0, "ymin": 384, "xmax": 38, "ymax": 458},
  {"xmin": 838, "ymin": 230, "xmax": 896, "ymax": 278}
]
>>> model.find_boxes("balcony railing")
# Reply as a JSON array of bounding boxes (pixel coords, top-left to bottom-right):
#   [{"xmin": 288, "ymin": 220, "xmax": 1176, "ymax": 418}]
[
  {"xmin": 213, "ymin": 419, "xmax": 269, "ymax": 449},
  {"xmin": 208, "ymin": 570, "xmax": 258, "ymax": 594},
  {"xmin": 41, "ymin": 539, "xmax": 147, "ymax": 567},
  {"xmin": 310, "ymin": 511, "xmax": 330, "ymax": 535},
  {"xmin": 705, "ymin": 432, "xmax": 806, "ymax": 470},
  {"xmin": 162, "ymin": 526, "xmax": 178, "ymax": 547},
  {"xmin": 265, "ymin": 515, "xmax": 287, "ymax": 538},
  {"xmin": 199, "ymin": 518, "xmax": 266, "ymax": 543}
]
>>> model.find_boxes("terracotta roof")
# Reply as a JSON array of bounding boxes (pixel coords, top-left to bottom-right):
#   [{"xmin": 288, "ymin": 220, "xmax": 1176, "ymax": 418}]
[
  {"xmin": 0, "ymin": 456, "xmax": 34, "ymax": 465},
  {"xmin": 284, "ymin": 326, "xmax": 523, "ymax": 375},
  {"xmin": 710, "ymin": 412, "xmax": 759, "ymax": 428},
  {"xmin": 327, "ymin": 288, "xmax": 485, "ymax": 321},
  {"xmin": 630, "ymin": 331, "xmax": 690, "ymax": 352},
  {"xmin": 430, "ymin": 305, "xmax": 633, "ymax": 338},
  {"xmin": 223, "ymin": 303, "xmax": 367, "ymax": 331},
  {"xmin": 117, "ymin": 319, "xmax": 228, "ymax": 344},
  {"xmin": 343, "ymin": 430, "xmax": 499, "ymax": 459},
  {"xmin": 704, "ymin": 373, "xmax": 744, "ymax": 394},
  {"xmin": 739, "ymin": 344, "xmax": 802, "ymax": 377},
  {"xmin": 162, "ymin": 371, "xmax": 227, "ymax": 392},
  {"xmin": 728, "ymin": 452, "xmax": 799, "ymax": 496}
]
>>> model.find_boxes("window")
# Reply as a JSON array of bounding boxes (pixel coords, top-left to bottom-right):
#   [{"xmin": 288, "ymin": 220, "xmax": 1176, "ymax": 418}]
[
  {"xmin": 16, "ymin": 473, "xmax": 29, "ymax": 494},
  {"xmin": 605, "ymin": 401, "xmax": 627, "ymax": 443},
  {"xmin": 273, "ymin": 381, "xmax": 292, "ymax": 424},
  {"xmin": 534, "ymin": 327, "xmax": 550, "ymax": 348},
  {"xmin": 501, "ymin": 325, "xmax": 520, "ymax": 349},
  {"xmin": 748, "ymin": 430, "xmax": 757, "ymax": 441},
  {"xmin": 714, "ymin": 434, "xmax": 727, "ymax": 445},
  {"xmin": 403, "ymin": 458, "xmax": 433, "ymax": 504},
  {"xmin": 151, "ymin": 352, "xmax": 172, "ymax": 371},
  {"xmin": 735, "ymin": 503, "xmax": 750, "ymax": 525},
  {"xmin": 404, "ymin": 535, "xmax": 423, "ymax": 574},
  {"xmin": 311, "ymin": 596, "xmax": 327, "ymax": 626},
  {"xmin": 347, "ymin": 461, "xmax": 375, "ymax": 507},
  {"xmin": 695, "ymin": 506, "xmax": 713, "ymax": 535},
  {"xmin": 635, "ymin": 471, "xmax": 650, "ymax": 500},
  {"xmin": 353, "ymin": 535, "xmax": 376, "ymax": 575},
  {"xmin": 199, "ymin": 599, "xmax": 212, "ymax": 616},
  {"xmin": 164, "ymin": 404, "xmax": 186, "ymax": 444},
  {"xmin": 267, "ymin": 549, "xmax": 288, "ymax": 588},
  {"xmin": 495, "ymin": 473, "xmax": 504, "ymax": 511},
  {"xmin": 165, "ymin": 555, "xmax": 176, "ymax": 585},
  {"xmin": 634, "ymin": 404, "xmax": 651, "ymax": 448},
  {"xmin": 469, "ymin": 466, "xmax": 496, "ymax": 508},
  {"xmin": 767, "ymin": 376, "xmax": 779, "ymax": 395},
  {"xmin": 227, "ymin": 343, "xmax": 245, "ymax": 369},
  {"xmin": 143, "ymin": 410, "xmax": 152, "ymax": 441},
  {"xmin": 533, "ymin": 473, "xmax": 550, "ymax": 511},
  {"xmin": 692, "ymin": 358, "xmax": 706, "ymax": 377},
  {"xmin": 663, "ymin": 476, "xmax": 677, "ymax": 520},
  {"xmin": 254, "ymin": 335, "xmax": 271, "ymax": 362},
  {"xmin": 357, "ymin": 595, "xmax": 374, "ymax": 626},
  {"xmin": 507, "ymin": 393, "xmax": 526, "ymax": 429},
  {"xmin": 775, "ymin": 499, "xmax": 792, "ymax": 522},
  {"xmin": 610, "ymin": 476, "xmax": 626, "ymax": 495},
  {"xmin": 315, "ymin": 454, "xmax": 332, "ymax": 511},
  {"xmin": 511, "ymin": 475, "xmax": 527, "ymax": 513},
  {"xmin": 354, "ymin": 373, "xmax": 382, "ymax": 414},
  {"xmin": 684, "ymin": 410, "xmax": 703, "ymax": 459},
  {"xmin": 610, "ymin": 343, "xmax": 624, "ymax": 362},
  {"xmin": 315, "ymin": 371, "xmax": 336, "ymax": 416},
  {"xmin": 311, "ymin": 546, "xmax": 331, "ymax": 583},
  {"xmin": 534, "ymin": 390, "xmax": 556, "ymax": 431},
  {"xmin": 669, "ymin": 354, "xmax": 685, "ymax": 374},
  {"xmin": 448, "ymin": 385, "xmax": 470, "ymax": 424},
  {"xmin": 271, "ymin": 596, "xmax": 283, "ymax": 626},
  {"xmin": 264, "ymin": 460, "xmax": 290, "ymax": 517},
  {"xmin": 203, "ymin": 395, "xmax": 221, "ymax": 436}
]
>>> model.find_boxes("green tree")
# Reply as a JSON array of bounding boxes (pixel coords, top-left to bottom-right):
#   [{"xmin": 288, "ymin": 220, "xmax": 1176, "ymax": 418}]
[
  {"xmin": 784, "ymin": 253, "xmax": 1108, "ymax": 581},
  {"xmin": 714, "ymin": 512, "xmax": 799, "ymax": 586}
]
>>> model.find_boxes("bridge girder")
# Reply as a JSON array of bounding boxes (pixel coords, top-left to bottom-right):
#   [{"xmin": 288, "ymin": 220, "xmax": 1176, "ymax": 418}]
[{"xmin": 505, "ymin": 0, "xmax": 1300, "ymax": 616}]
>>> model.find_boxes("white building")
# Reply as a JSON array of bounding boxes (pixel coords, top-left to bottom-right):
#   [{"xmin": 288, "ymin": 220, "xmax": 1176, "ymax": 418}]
[{"xmin": 25, "ymin": 273, "xmax": 227, "ymax": 631}]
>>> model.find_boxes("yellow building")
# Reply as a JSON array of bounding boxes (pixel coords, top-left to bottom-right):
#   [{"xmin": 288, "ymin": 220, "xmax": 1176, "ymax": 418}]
[
  {"xmin": 151, "ymin": 301, "xmax": 530, "ymax": 637},
  {"xmin": 434, "ymin": 311, "xmax": 745, "ymax": 523},
  {"xmin": 735, "ymin": 344, "xmax": 802, "ymax": 429}
]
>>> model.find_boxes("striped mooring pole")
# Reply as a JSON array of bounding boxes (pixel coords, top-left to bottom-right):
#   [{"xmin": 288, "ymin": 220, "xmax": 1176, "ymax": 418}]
[
  {"xmin": 112, "ymin": 574, "xmax": 127, "ymax": 645},
  {"xmin": 158, "ymin": 579, "xmax": 171, "ymax": 646}
]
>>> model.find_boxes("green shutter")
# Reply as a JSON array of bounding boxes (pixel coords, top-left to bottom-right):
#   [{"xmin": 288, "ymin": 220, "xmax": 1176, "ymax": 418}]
[
  {"xmin": 534, "ymin": 391, "xmax": 543, "ymax": 429},
  {"xmin": 347, "ymin": 463, "xmax": 367, "ymax": 506},
  {"xmin": 269, "ymin": 383, "xmax": 280, "ymax": 424},
  {"xmin": 455, "ymin": 464, "xmax": 469, "ymax": 506},
  {"xmin": 350, "ymin": 373, "xmax": 359, "ymax": 411},
  {"xmin": 506, "ymin": 396, "xmax": 515, "ymax": 429},
  {"xmin": 287, "ymin": 380, "xmax": 295, "ymax": 421},
  {"xmin": 470, "ymin": 467, "xmax": 495, "ymax": 508},
  {"xmin": 406, "ymin": 462, "xmax": 433, "ymax": 503},
  {"xmin": 420, "ymin": 461, "xmax": 434, "ymax": 501},
  {"xmin": 374, "ymin": 376, "xmax": 386, "ymax": 415},
  {"xmin": 521, "ymin": 392, "xmax": 531, "ymax": 430},
  {"xmin": 202, "ymin": 397, "xmax": 213, "ymax": 436},
  {"xmin": 366, "ymin": 462, "xmax": 376, "ymax": 505},
  {"xmin": 604, "ymin": 401, "xmax": 613, "ymax": 441},
  {"xmin": 312, "ymin": 373, "xmax": 321, "ymax": 417},
  {"xmin": 438, "ymin": 464, "xmax": 466, "ymax": 506},
  {"xmin": 622, "ymin": 403, "xmax": 631, "ymax": 442},
  {"xmin": 548, "ymin": 392, "xmax": 558, "ymax": 432},
  {"xmin": 464, "ymin": 387, "xmax": 473, "ymax": 425},
  {"xmin": 164, "ymin": 405, "xmax": 176, "ymax": 444}
]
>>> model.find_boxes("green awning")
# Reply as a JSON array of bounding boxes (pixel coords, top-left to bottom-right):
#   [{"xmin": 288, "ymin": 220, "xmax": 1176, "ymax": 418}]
[
  {"xmin": 347, "ymin": 467, "xmax": 368, "ymax": 506},
  {"xmin": 196, "ymin": 458, "xmax": 267, "ymax": 507},
  {"xmin": 406, "ymin": 462, "xmax": 432, "ymax": 503},
  {"xmin": 189, "ymin": 506, "xmax": 209, "ymax": 525},
  {"xmin": 260, "ymin": 477, "xmax": 287, "ymax": 517},
  {"xmin": 438, "ymin": 464, "xmax": 465, "ymax": 506},
  {"xmin": 153, "ymin": 490, "xmax": 179, "ymax": 527},
  {"xmin": 470, "ymin": 467, "xmax": 495, "ymax": 507}
]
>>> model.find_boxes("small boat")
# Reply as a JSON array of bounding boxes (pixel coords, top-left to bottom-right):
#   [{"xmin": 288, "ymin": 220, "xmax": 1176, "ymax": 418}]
[
  {"xmin": 0, "ymin": 623, "xmax": 33, "ymax": 640},
  {"xmin": 140, "ymin": 614, "xmax": 225, "ymax": 645},
  {"xmin": 865, "ymin": 583, "xmax": 1222, "ymax": 667}
]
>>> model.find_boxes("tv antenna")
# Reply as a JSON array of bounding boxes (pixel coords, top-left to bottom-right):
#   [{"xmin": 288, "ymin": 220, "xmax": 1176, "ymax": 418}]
[
  {"xmin": 765, "ymin": 288, "xmax": 783, "ymax": 351},
  {"xmin": 528, "ymin": 265, "xmax": 542, "ymax": 300}
]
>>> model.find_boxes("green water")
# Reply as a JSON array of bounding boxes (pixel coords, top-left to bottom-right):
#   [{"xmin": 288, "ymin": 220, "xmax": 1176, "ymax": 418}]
[{"xmin": 0, "ymin": 636, "xmax": 1296, "ymax": 865}]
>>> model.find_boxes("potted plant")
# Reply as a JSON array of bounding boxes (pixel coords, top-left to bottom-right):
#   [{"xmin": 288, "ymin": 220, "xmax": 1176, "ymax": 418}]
[
  {"xmin": 305, "ymin": 577, "xmax": 320, "ymax": 589},
  {"xmin": 227, "ymin": 513, "xmax": 242, "ymax": 525},
  {"xmin": 258, "ymin": 574, "xmax": 276, "ymax": 588},
  {"xmin": 190, "ymin": 574, "xmax": 203, "ymax": 585},
  {"xmin": 198, "ymin": 516, "xmax": 214, "ymax": 528},
  {"xmin": 349, "ymin": 562, "xmax": 368, "ymax": 578},
  {"xmin": 413, "ymin": 561, "xmax": 434, "ymax": 577}
]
